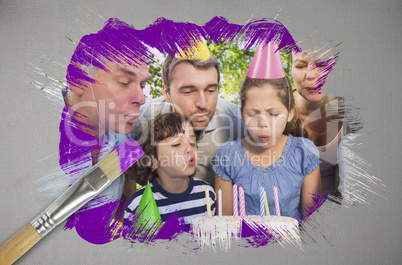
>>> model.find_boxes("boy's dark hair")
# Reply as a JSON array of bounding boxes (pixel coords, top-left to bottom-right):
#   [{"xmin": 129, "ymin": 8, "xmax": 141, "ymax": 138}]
[
  {"xmin": 131, "ymin": 112, "xmax": 187, "ymax": 186},
  {"xmin": 240, "ymin": 76, "xmax": 310, "ymax": 139}
]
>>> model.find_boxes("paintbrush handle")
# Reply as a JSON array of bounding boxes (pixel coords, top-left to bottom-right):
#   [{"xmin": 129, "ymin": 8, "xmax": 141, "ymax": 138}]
[
  {"xmin": 0, "ymin": 165, "xmax": 111, "ymax": 264},
  {"xmin": 0, "ymin": 224, "xmax": 42, "ymax": 265}
]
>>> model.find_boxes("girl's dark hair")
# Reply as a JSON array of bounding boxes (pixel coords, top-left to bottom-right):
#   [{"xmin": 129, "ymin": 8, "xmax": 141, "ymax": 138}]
[
  {"xmin": 240, "ymin": 76, "xmax": 310, "ymax": 139},
  {"xmin": 131, "ymin": 112, "xmax": 187, "ymax": 186}
]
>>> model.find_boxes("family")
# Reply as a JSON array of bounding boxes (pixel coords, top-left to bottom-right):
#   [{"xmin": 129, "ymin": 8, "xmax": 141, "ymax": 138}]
[{"xmin": 59, "ymin": 18, "xmax": 350, "ymax": 244}]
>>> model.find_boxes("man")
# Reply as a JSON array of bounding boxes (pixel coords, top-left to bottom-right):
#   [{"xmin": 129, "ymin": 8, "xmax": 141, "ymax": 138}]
[
  {"xmin": 60, "ymin": 18, "xmax": 151, "ymax": 244},
  {"xmin": 134, "ymin": 52, "xmax": 245, "ymax": 187}
]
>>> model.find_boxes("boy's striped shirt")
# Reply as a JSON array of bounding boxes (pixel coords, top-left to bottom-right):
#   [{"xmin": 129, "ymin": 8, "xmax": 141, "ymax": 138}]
[{"xmin": 124, "ymin": 176, "xmax": 216, "ymax": 227}]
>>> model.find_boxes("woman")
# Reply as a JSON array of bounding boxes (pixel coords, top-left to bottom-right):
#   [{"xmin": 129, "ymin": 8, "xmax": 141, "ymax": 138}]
[{"xmin": 291, "ymin": 49, "xmax": 346, "ymax": 198}]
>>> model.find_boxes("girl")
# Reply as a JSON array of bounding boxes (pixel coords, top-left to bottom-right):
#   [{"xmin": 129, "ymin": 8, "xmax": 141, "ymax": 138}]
[
  {"xmin": 124, "ymin": 112, "xmax": 215, "ymax": 229},
  {"xmin": 214, "ymin": 42, "xmax": 322, "ymax": 220}
]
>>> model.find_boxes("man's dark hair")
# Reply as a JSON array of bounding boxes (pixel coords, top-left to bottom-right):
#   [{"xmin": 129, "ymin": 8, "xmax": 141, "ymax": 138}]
[{"xmin": 162, "ymin": 55, "xmax": 220, "ymax": 93}]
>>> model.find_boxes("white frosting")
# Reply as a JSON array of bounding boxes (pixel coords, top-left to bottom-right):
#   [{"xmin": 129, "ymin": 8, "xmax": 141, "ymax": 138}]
[{"xmin": 191, "ymin": 216, "xmax": 300, "ymax": 250}]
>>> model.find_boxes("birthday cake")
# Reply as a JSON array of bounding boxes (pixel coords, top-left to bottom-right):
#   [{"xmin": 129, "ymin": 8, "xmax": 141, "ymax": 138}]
[{"xmin": 191, "ymin": 215, "xmax": 300, "ymax": 249}]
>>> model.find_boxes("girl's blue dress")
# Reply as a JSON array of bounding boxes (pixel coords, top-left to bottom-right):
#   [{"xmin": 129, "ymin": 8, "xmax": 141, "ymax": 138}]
[{"xmin": 212, "ymin": 135, "xmax": 321, "ymax": 220}]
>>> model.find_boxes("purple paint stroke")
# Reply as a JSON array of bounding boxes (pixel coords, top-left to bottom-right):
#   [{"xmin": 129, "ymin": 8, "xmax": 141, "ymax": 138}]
[
  {"xmin": 66, "ymin": 63, "xmax": 96, "ymax": 91},
  {"xmin": 315, "ymin": 54, "xmax": 339, "ymax": 93},
  {"xmin": 137, "ymin": 17, "xmax": 300, "ymax": 59},
  {"xmin": 240, "ymin": 218, "xmax": 258, "ymax": 238},
  {"xmin": 297, "ymin": 193, "xmax": 327, "ymax": 222},
  {"xmin": 59, "ymin": 106, "xmax": 108, "ymax": 181},
  {"xmin": 240, "ymin": 219, "xmax": 278, "ymax": 247},
  {"xmin": 153, "ymin": 211, "xmax": 187, "ymax": 240},
  {"xmin": 123, "ymin": 213, "xmax": 160, "ymax": 244},
  {"xmin": 114, "ymin": 139, "xmax": 144, "ymax": 175},
  {"xmin": 239, "ymin": 219, "xmax": 301, "ymax": 248},
  {"xmin": 123, "ymin": 206, "xmax": 186, "ymax": 244},
  {"xmin": 138, "ymin": 17, "xmax": 207, "ymax": 58},
  {"xmin": 203, "ymin": 17, "xmax": 300, "ymax": 53},
  {"xmin": 203, "ymin": 17, "xmax": 243, "ymax": 44},
  {"xmin": 63, "ymin": 198, "xmax": 123, "ymax": 244},
  {"xmin": 292, "ymin": 50, "xmax": 340, "ymax": 95},
  {"xmin": 66, "ymin": 18, "xmax": 153, "ymax": 90},
  {"xmin": 306, "ymin": 193, "xmax": 327, "ymax": 218}
]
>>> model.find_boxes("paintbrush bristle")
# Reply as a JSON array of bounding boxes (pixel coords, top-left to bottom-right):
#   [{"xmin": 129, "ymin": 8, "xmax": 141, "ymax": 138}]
[
  {"xmin": 98, "ymin": 139, "xmax": 144, "ymax": 181},
  {"xmin": 97, "ymin": 150, "xmax": 122, "ymax": 181}
]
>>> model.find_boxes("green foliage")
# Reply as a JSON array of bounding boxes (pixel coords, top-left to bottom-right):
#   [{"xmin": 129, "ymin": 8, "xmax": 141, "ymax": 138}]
[
  {"xmin": 280, "ymin": 48, "xmax": 294, "ymax": 89},
  {"xmin": 146, "ymin": 54, "xmax": 164, "ymax": 98},
  {"xmin": 146, "ymin": 40, "xmax": 294, "ymax": 103},
  {"xmin": 208, "ymin": 39, "xmax": 253, "ymax": 105}
]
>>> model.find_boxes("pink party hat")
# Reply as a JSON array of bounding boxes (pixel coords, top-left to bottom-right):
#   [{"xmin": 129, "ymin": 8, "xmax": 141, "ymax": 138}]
[{"xmin": 246, "ymin": 41, "xmax": 285, "ymax": 79}]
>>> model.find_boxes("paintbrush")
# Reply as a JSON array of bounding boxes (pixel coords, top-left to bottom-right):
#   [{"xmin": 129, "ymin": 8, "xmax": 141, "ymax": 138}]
[{"xmin": 0, "ymin": 138, "xmax": 144, "ymax": 265}]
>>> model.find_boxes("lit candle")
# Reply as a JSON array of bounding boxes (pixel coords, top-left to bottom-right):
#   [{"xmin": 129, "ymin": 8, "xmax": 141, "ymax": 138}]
[
  {"xmin": 260, "ymin": 187, "xmax": 265, "ymax": 217},
  {"xmin": 218, "ymin": 187, "xmax": 222, "ymax": 216},
  {"xmin": 233, "ymin": 183, "xmax": 238, "ymax": 217},
  {"xmin": 273, "ymin": 185, "xmax": 280, "ymax": 217},
  {"xmin": 205, "ymin": 186, "xmax": 211, "ymax": 217},
  {"xmin": 239, "ymin": 186, "xmax": 246, "ymax": 217},
  {"xmin": 263, "ymin": 190, "xmax": 269, "ymax": 216}
]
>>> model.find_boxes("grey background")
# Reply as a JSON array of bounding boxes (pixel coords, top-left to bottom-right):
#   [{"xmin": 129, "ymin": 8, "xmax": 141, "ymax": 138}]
[{"xmin": 1, "ymin": 0, "xmax": 401, "ymax": 264}]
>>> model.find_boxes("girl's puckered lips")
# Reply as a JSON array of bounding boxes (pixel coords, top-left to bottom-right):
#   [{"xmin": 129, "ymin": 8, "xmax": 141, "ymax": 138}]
[{"xmin": 259, "ymin": 135, "xmax": 270, "ymax": 142}]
